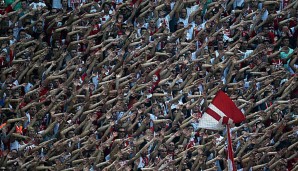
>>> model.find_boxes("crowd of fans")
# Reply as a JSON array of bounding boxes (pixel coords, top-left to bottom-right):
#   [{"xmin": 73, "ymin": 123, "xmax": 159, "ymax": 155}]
[{"xmin": 0, "ymin": 0, "xmax": 298, "ymax": 170}]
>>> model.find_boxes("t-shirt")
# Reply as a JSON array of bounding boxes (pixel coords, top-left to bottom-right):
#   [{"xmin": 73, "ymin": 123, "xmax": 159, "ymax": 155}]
[
  {"xmin": 29, "ymin": 2, "xmax": 46, "ymax": 9},
  {"xmin": 4, "ymin": 0, "xmax": 21, "ymax": 10},
  {"xmin": 242, "ymin": 50, "xmax": 254, "ymax": 59},
  {"xmin": 178, "ymin": 17, "xmax": 189, "ymax": 27},
  {"xmin": 0, "ymin": 5, "xmax": 12, "ymax": 15},
  {"xmin": 280, "ymin": 47, "xmax": 294, "ymax": 70},
  {"xmin": 156, "ymin": 15, "xmax": 170, "ymax": 30},
  {"xmin": 186, "ymin": 4, "xmax": 199, "ymax": 16},
  {"xmin": 233, "ymin": 0, "xmax": 244, "ymax": 9}
]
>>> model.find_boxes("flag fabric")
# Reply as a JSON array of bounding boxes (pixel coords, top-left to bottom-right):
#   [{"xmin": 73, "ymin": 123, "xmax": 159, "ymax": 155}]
[
  {"xmin": 198, "ymin": 90, "xmax": 245, "ymax": 130},
  {"xmin": 16, "ymin": 125, "xmax": 23, "ymax": 134},
  {"xmin": 227, "ymin": 124, "xmax": 236, "ymax": 171},
  {"xmin": 197, "ymin": 90, "xmax": 244, "ymax": 171}
]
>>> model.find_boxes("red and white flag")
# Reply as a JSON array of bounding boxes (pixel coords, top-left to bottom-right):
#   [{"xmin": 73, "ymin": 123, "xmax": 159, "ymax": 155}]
[
  {"xmin": 198, "ymin": 90, "xmax": 245, "ymax": 130},
  {"xmin": 198, "ymin": 90, "xmax": 245, "ymax": 171}
]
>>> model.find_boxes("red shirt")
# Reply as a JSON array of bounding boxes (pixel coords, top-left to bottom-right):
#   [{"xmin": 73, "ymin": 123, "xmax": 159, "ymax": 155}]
[
  {"xmin": 89, "ymin": 24, "xmax": 101, "ymax": 35},
  {"xmin": 274, "ymin": 12, "xmax": 284, "ymax": 30},
  {"xmin": 0, "ymin": 5, "xmax": 12, "ymax": 15},
  {"xmin": 39, "ymin": 87, "xmax": 49, "ymax": 97},
  {"xmin": 267, "ymin": 32, "xmax": 276, "ymax": 44}
]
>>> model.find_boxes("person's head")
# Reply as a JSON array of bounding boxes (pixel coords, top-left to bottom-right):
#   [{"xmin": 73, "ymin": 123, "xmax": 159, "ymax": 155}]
[
  {"xmin": 217, "ymin": 40, "xmax": 224, "ymax": 50},
  {"xmin": 141, "ymin": 27, "xmax": 147, "ymax": 36},
  {"xmin": 180, "ymin": 8, "xmax": 187, "ymax": 19},
  {"xmin": 117, "ymin": 14, "xmax": 124, "ymax": 23},
  {"xmin": 222, "ymin": 20, "xmax": 229, "ymax": 27},
  {"xmin": 35, "ymin": 21, "xmax": 43, "ymax": 32},
  {"xmin": 9, "ymin": 150, "xmax": 18, "ymax": 159},
  {"xmin": 177, "ymin": 22, "xmax": 184, "ymax": 30},
  {"xmin": 21, "ymin": 0, "xmax": 27, "ymax": 9},
  {"xmin": 1, "ymin": 40, "xmax": 8, "ymax": 49},
  {"xmin": 271, "ymin": 112, "xmax": 280, "ymax": 122},
  {"xmin": 34, "ymin": 134, "xmax": 43, "ymax": 144},
  {"xmin": 61, "ymin": 0, "xmax": 68, "ymax": 7},
  {"xmin": 52, "ymin": 79, "xmax": 60, "ymax": 88},
  {"xmin": 51, "ymin": 8, "xmax": 58, "ymax": 14},
  {"xmin": 214, "ymin": 71, "xmax": 222, "ymax": 80},
  {"xmin": 71, "ymin": 34, "xmax": 77, "ymax": 42},
  {"xmin": 158, "ymin": 10, "xmax": 166, "ymax": 18},
  {"xmin": 168, "ymin": 142, "xmax": 175, "ymax": 151},
  {"xmin": 282, "ymin": 37, "xmax": 290, "ymax": 47},
  {"xmin": 70, "ymin": 49, "xmax": 77, "ymax": 57},
  {"xmin": 67, "ymin": 130, "xmax": 75, "ymax": 138},
  {"xmin": 118, "ymin": 128, "xmax": 126, "ymax": 138},
  {"xmin": 159, "ymin": 147, "xmax": 167, "ymax": 158},
  {"xmin": 149, "ymin": 19, "xmax": 156, "ymax": 28},
  {"xmin": 216, "ymin": 31, "xmax": 223, "ymax": 41},
  {"xmin": 27, "ymin": 127, "xmax": 36, "ymax": 137},
  {"xmin": 18, "ymin": 29, "xmax": 27, "ymax": 40},
  {"xmin": 7, "ymin": 28, "xmax": 13, "ymax": 36},
  {"xmin": 13, "ymin": 91, "xmax": 20, "ymax": 99},
  {"xmin": 240, "ymin": 40, "xmax": 248, "ymax": 50},
  {"xmin": 29, "ymin": 106, "xmax": 37, "ymax": 115},
  {"xmin": 194, "ymin": 15, "xmax": 202, "ymax": 25},
  {"xmin": 187, "ymin": 125, "xmax": 194, "ymax": 133},
  {"xmin": 0, "ymin": 0, "xmax": 5, "ymax": 8},
  {"xmin": 153, "ymin": 105, "xmax": 161, "ymax": 115},
  {"xmin": 103, "ymin": 3, "xmax": 110, "ymax": 14},
  {"xmin": 268, "ymin": 5, "xmax": 276, "ymax": 14},
  {"xmin": 177, "ymin": 145, "xmax": 184, "ymax": 153},
  {"xmin": 262, "ymin": 25, "xmax": 269, "ymax": 34},
  {"xmin": 122, "ymin": 23, "xmax": 128, "ymax": 31},
  {"xmin": 52, "ymin": 47, "xmax": 60, "ymax": 56},
  {"xmin": 251, "ymin": 0, "xmax": 259, "ymax": 7},
  {"xmin": 140, "ymin": 148, "xmax": 148, "ymax": 157}
]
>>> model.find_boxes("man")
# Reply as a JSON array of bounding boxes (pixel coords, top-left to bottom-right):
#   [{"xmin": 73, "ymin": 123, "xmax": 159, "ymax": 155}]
[
  {"xmin": 31, "ymin": 20, "xmax": 44, "ymax": 39},
  {"xmin": 239, "ymin": 40, "xmax": 254, "ymax": 59},
  {"xmin": 188, "ymin": 15, "xmax": 205, "ymax": 40},
  {"xmin": 23, "ymin": 106, "xmax": 37, "ymax": 128},
  {"xmin": 100, "ymin": 2, "xmax": 112, "ymax": 24},
  {"xmin": 211, "ymin": 40, "xmax": 225, "ymax": 64},
  {"xmin": 280, "ymin": 37, "xmax": 295, "ymax": 73},
  {"xmin": 17, "ymin": 29, "xmax": 31, "ymax": 41},
  {"xmin": 177, "ymin": 8, "xmax": 188, "ymax": 27}
]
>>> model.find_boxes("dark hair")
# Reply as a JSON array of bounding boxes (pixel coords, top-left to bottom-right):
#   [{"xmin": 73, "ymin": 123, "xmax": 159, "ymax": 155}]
[{"xmin": 282, "ymin": 36, "xmax": 290, "ymax": 41}]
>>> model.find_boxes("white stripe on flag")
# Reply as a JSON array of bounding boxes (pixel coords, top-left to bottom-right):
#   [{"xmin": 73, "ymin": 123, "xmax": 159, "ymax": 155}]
[
  {"xmin": 197, "ymin": 112, "xmax": 224, "ymax": 130},
  {"xmin": 227, "ymin": 158, "xmax": 233, "ymax": 171},
  {"xmin": 208, "ymin": 103, "xmax": 227, "ymax": 118}
]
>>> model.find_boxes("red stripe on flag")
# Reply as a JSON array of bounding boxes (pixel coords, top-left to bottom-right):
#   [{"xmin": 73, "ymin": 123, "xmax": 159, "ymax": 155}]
[
  {"xmin": 205, "ymin": 108, "xmax": 221, "ymax": 121},
  {"xmin": 222, "ymin": 116, "xmax": 230, "ymax": 124},
  {"xmin": 212, "ymin": 91, "xmax": 245, "ymax": 123}
]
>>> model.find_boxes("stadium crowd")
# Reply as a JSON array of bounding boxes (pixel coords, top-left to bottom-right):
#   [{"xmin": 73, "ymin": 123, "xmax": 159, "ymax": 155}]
[{"xmin": 0, "ymin": 0, "xmax": 298, "ymax": 170}]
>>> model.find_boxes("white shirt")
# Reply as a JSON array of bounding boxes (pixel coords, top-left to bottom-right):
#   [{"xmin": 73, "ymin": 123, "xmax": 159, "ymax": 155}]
[
  {"xmin": 137, "ymin": 155, "xmax": 150, "ymax": 168},
  {"xmin": 29, "ymin": 2, "xmax": 46, "ymax": 9},
  {"xmin": 187, "ymin": 5, "xmax": 199, "ymax": 16},
  {"xmin": 24, "ymin": 112, "xmax": 31, "ymax": 128},
  {"xmin": 157, "ymin": 15, "xmax": 170, "ymax": 29},
  {"xmin": 261, "ymin": 10, "xmax": 269, "ymax": 21},
  {"xmin": 10, "ymin": 140, "xmax": 20, "ymax": 151},
  {"xmin": 24, "ymin": 83, "xmax": 33, "ymax": 93},
  {"xmin": 238, "ymin": 50, "xmax": 254, "ymax": 59},
  {"xmin": 101, "ymin": 14, "xmax": 111, "ymax": 24},
  {"xmin": 178, "ymin": 17, "xmax": 189, "ymax": 27}
]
